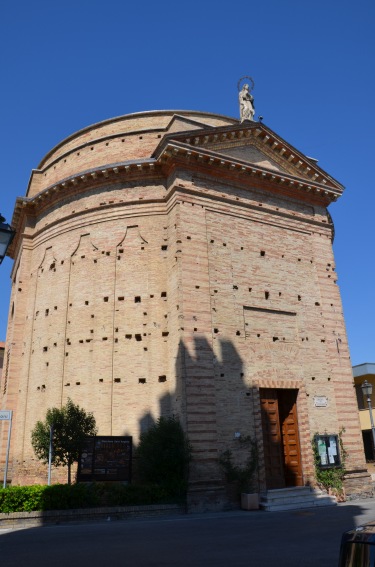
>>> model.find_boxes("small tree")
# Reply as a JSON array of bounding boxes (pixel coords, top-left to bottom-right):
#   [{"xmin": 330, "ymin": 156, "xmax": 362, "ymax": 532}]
[
  {"xmin": 31, "ymin": 398, "xmax": 97, "ymax": 484},
  {"xmin": 219, "ymin": 436, "xmax": 259, "ymax": 494},
  {"xmin": 136, "ymin": 416, "xmax": 191, "ymax": 495}
]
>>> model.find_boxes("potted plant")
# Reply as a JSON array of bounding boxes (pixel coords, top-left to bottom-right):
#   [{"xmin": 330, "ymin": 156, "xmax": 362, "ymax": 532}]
[{"xmin": 219, "ymin": 436, "xmax": 259, "ymax": 510}]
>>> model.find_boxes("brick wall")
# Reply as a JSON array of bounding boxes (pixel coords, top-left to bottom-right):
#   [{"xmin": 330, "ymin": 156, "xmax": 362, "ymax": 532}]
[{"xmin": 1, "ymin": 111, "xmax": 368, "ymax": 500}]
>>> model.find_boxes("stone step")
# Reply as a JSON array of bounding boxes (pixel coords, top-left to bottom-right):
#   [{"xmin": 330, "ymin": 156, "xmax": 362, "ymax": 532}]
[
  {"xmin": 260, "ymin": 487, "xmax": 337, "ymax": 512},
  {"xmin": 261, "ymin": 497, "xmax": 337, "ymax": 512},
  {"xmin": 260, "ymin": 487, "xmax": 312, "ymax": 502}
]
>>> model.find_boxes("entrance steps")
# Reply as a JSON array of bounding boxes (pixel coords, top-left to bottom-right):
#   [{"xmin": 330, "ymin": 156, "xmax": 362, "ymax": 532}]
[{"xmin": 260, "ymin": 486, "xmax": 337, "ymax": 512}]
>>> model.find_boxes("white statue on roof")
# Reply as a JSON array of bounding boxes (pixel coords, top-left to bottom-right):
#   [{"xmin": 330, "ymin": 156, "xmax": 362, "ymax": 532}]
[{"xmin": 239, "ymin": 83, "xmax": 255, "ymax": 122}]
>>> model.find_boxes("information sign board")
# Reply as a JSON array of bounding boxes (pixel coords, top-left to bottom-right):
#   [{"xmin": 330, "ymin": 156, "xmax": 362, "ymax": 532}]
[
  {"xmin": 314, "ymin": 434, "xmax": 341, "ymax": 469},
  {"xmin": 78, "ymin": 436, "xmax": 132, "ymax": 482}
]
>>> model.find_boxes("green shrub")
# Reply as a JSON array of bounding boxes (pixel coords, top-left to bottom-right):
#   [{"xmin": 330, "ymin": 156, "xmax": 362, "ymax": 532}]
[
  {"xmin": 101, "ymin": 483, "xmax": 172, "ymax": 506},
  {"xmin": 219, "ymin": 436, "xmax": 259, "ymax": 494},
  {"xmin": 0, "ymin": 482, "xmax": 182, "ymax": 513},
  {"xmin": 41, "ymin": 483, "xmax": 99, "ymax": 510},
  {"xmin": 0, "ymin": 485, "xmax": 45, "ymax": 513},
  {"xmin": 136, "ymin": 416, "xmax": 191, "ymax": 496}
]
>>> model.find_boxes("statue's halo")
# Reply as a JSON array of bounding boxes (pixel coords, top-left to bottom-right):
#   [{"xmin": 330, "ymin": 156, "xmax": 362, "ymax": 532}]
[{"xmin": 237, "ymin": 76, "xmax": 255, "ymax": 92}]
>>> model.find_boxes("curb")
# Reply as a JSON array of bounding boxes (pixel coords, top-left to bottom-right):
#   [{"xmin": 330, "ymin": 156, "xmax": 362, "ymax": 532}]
[{"xmin": 0, "ymin": 503, "xmax": 186, "ymax": 528}]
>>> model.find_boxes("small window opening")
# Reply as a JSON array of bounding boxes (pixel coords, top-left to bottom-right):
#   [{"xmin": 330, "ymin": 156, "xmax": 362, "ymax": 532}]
[
  {"xmin": 135, "ymin": 296, "xmax": 141, "ymax": 303},
  {"xmin": 139, "ymin": 378, "xmax": 146, "ymax": 384},
  {"xmin": 260, "ymin": 251, "xmax": 265, "ymax": 257},
  {"xmin": 265, "ymin": 291, "xmax": 269, "ymax": 299}
]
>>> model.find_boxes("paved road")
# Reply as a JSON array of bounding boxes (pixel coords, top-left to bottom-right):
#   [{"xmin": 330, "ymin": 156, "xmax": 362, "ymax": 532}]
[{"xmin": 2, "ymin": 500, "xmax": 375, "ymax": 567}]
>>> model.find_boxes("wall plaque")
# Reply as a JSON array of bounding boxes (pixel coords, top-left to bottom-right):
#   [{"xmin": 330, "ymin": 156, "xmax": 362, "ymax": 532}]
[{"xmin": 314, "ymin": 396, "xmax": 328, "ymax": 407}]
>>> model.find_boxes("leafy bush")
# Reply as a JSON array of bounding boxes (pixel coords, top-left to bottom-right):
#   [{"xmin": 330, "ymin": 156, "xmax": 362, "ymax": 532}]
[
  {"xmin": 219, "ymin": 436, "xmax": 259, "ymax": 494},
  {"xmin": 0, "ymin": 485, "xmax": 45, "ymax": 513},
  {"xmin": 41, "ymin": 483, "xmax": 99, "ymax": 510},
  {"xmin": 100, "ymin": 483, "xmax": 173, "ymax": 506},
  {"xmin": 136, "ymin": 416, "xmax": 191, "ymax": 496},
  {"xmin": 0, "ymin": 482, "xmax": 181, "ymax": 513}
]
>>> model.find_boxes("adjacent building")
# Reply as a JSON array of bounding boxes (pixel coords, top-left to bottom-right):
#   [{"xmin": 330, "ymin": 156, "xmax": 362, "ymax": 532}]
[
  {"xmin": 0, "ymin": 107, "xmax": 371, "ymax": 507},
  {"xmin": 353, "ymin": 363, "xmax": 375, "ymax": 462}
]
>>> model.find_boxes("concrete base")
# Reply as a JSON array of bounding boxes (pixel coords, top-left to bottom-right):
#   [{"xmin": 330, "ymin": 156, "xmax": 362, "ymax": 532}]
[{"xmin": 241, "ymin": 493, "xmax": 259, "ymax": 510}]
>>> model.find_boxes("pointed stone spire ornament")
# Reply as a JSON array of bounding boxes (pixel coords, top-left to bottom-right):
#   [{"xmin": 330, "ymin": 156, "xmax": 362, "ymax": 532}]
[{"xmin": 238, "ymin": 76, "xmax": 255, "ymax": 122}]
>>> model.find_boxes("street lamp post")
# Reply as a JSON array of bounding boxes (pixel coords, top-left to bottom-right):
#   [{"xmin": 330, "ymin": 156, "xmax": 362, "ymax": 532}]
[
  {"xmin": 0, "ymin": 214, "xmax": 15, "ymax": 265},
  {"xmin": 361, "ymin": 379, "xmax": 375, "ymax": 457}
]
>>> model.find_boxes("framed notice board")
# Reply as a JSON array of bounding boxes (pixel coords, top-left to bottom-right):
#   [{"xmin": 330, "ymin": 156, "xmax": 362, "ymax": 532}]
[
  {"xmin": 78, "ymin": 436, "xmax": 132, "ymax": 482},
  {"xmin": 314, "ymin": 434, "xmax": 341, "ymax": 469}
]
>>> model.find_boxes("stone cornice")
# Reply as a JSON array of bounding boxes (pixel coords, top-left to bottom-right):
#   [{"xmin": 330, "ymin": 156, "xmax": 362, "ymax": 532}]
[
  {"xmin": 8, "ymin": 127, "xmax": 340, "ymax": 258},
  {"xmin": 155, "ymin": 121, "xmax": 344, "ymax": 192},
  {"xmin": 157, "ymin": 140, "xmax": 342, "ymax": 203}
]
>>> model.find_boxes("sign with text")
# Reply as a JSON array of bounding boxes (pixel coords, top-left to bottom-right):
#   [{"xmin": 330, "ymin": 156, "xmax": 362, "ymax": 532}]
[
  {"xmin": 78, "ymin": 436, "xmax": 132, "ymax": 482},
  {"xmin": 0, "ymin": 411, "xmax": 11, "ymax": 421},
  {"xmin": 314, "ymin": 396, "xmax": 328, "ymax": 408}
]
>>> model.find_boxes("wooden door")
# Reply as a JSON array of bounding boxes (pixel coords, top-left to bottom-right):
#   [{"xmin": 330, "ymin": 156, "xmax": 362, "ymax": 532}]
[
  {"xmin": 278, "ymin": 389, "xmax": 303, "ymax": 487},
  {"xmin": 260, "ymin": 388, "xmax": 302, "ymax": 489},
  {"xmin": 260, "ymin": 389, "xmax": 285, "ymax": 489}
]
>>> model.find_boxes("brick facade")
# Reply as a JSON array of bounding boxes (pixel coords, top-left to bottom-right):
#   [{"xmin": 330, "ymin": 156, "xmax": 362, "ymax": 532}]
[{"xmin": 0, "ymin": 110, "xmax": 370, "ymax": 506}]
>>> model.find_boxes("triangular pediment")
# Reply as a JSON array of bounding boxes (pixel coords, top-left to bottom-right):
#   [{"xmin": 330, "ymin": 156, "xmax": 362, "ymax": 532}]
[
  {"xmin": 155, "ymin": 121, "xmax": 344, "ymax": 191},
  {"xmin": 165, "ymin": 114, "xmax": 215, "ymax": 134},
  {"xmin": 206, "ymin": 141, "xmax": 290, "ymax": 175}
]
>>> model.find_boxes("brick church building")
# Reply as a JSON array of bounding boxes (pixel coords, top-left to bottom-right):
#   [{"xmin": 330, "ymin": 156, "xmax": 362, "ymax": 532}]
[{"xmin": 1, "ymin": 105, "xmax": 371, "ymax": 508}]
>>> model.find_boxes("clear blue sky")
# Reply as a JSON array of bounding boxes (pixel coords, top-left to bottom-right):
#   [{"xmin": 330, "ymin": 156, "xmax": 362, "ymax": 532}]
[{"xmin": 1, "ymin": 0, "xmax": 374, "ymax": 366}]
